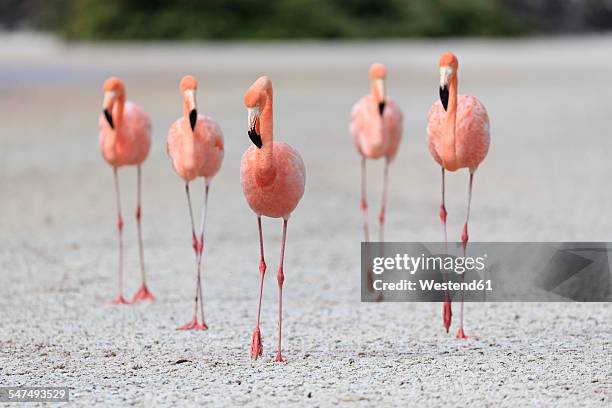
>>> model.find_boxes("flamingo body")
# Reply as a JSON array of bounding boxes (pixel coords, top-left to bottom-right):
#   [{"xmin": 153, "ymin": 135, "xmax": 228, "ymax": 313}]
[
  {"xmin": 168, "ymin": 75, "xmax": 224, "ymax": 331},
  {"xmin": 428, "ymin": 52, "xmax": 491, "ymax": 338},
  {"xmin": 349, "ymin": 63, "xmax": 403, "ymax": 274},
  {"xmin": 427, "ymin": 95, "xmax": 490, "ymax": 172},
  {"xmin": 350, "ymin": 96, "xmax": 403, "ymax": 160},
  {"xmin": 99, "ymin": 101, "xmax": 151, "ymax": 167},
  {"xmin": 168, "ymin": 114, "xmax": 224, "ymax": 182},
  {"xmin": 242, "ymin": 76, "xmax": 305, "ymax": 362},
  {"xmin": 240, "ymin": 142, "xmax": 305, "ymax": 219},
  {"xmin": 99, "ymin": 76, "xmax": 154, "ymax": 304}
]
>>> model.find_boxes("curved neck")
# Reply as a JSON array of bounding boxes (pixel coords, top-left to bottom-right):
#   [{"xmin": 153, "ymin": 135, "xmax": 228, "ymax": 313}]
[
  {"xmin": 443, "ymin": 75, "xmax": 458, "ymax": 170},
  {"xmin": 104, "ymin": 95, "xmax": 125, "ymax": 158},
  {"xmin": 114, "ymin": 95, "xmax": 126, "ymax": 130},
  {"xmin": 370, "ymin": 79, "xmax": 383, "ymax": 103},
  {"xmin": 256, "ymin": 88, "xmax": 275, "ymax": 185},
  {"xmin": 182, "ymin": 97, "xmax": 191, "ymax": 120},
  {"xmin": 370, "ymin": 80, "xmax": 377, "ymax": 100}
]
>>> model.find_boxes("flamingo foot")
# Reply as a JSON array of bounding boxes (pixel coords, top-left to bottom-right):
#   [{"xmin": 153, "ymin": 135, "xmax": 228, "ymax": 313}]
[
  {"xmin": 251, "ymin": 327, "xmax": 263, "ymax": 359},
  {"xmin": 443, "ymin": 296, "xmax": 452, "ymax": 333},
  {"xmin": 455, "ymin": 327, "xmax": 468, "ymax": 339},
  {"xmin": 109, "ymin": 295, "xmax": 130, "ymax": 305},
  {"xmin": 131, "ymin": 283, "xmax": 155, "ymax": 302},
  {"xmin": 177, "ymin": 316, "xmax": 208, "ymax": 331},
  {"xmin": 275, "ymin": 353, "xmax": 285, "ymax": 363}
]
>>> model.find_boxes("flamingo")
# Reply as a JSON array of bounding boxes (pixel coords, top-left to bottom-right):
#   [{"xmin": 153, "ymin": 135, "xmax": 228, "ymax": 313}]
[
  {"xmin": 241, "ymin": 76, "xmax": 305, "ymax": 362},
  {"xmin": 167, "ymin": 75, "xmax": 224, "ymax": 331},
  {"xmin": 427, "ymin": 52, "xmax": 490, "ymax": 338},
  {"xmin": 99, "ymin": 76, "xmax": 154, "ymax": 304},
  {"xmin": 350, "ymin": 63, "xmax": 403, "ymax": 291}
]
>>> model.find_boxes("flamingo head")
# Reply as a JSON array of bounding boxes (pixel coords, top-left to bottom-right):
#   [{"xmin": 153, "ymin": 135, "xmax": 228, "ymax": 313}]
[
  {"xmin": 439, "ymin": 52, "xmax": 458, "ymax": 111},
  {"xmin": 102, "ymin": 76, "xmax": 125, "ymax": 130},
  {"xmin": 180, "ymin": 75, "xmax": 198, "ymax": 131},
  {"xmin": 244, "ymin": 76, "xmax": 271, "ymax": 149},
  {"xmin": 368, "ymin": 63, "xmax": 387, "ymax": 116}
]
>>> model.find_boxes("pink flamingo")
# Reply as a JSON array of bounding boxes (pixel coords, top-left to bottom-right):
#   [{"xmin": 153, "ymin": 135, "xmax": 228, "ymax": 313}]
[
  {"xmin": 350, "ymin": 63, "xmax": 403, "ymax": 290},
  {"xmin": 99, "ymin": 76, "xmax": 154, "ymax": 304},
  {"xmin": 241, "ymin": 76, "xmax": 305, "ymax": 362},
  {"xmin": 167, "ymin": 75, "xmax": 224, "ymax": 331},
  {"xmin": 427, "ymin": 52, "xmax": 490, "ymax": 338}
]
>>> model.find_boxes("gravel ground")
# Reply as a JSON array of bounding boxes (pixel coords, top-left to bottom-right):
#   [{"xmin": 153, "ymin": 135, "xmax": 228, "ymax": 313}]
[{"xmin": 0, "ymin": 33, "xmax": 611, "ymax": 406}]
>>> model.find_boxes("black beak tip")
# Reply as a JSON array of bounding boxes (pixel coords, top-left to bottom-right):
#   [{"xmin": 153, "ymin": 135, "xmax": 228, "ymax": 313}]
[
  {"xmin": 103, "ymin": 109, "xmax": 114, "ymax": 129},
  {"xmin": 378, "ymin": 101, "xmax": 386, "ymax": 116},
  {"xmin": 248, "ymin": 128, "xmax": 263, "ymax": 149},
  {"xmin": 439, "ymin": 86, "xmax": 449, "ymax": 112},
  {"xmin": 189, "ymin": 109, "xmax": 197, "ymax": 131}
]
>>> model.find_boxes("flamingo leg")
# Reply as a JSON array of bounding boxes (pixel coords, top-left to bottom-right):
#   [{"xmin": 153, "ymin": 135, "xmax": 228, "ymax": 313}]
[
  {"xmin": 251, "ymin": 216, "xmax": 266, "ymax": 359},
  {"xmin": 362, "ymin": 156, "xmax": 378, "ymax": 296},
  {"xmin": 177, "ymin": 183, "xmax": 207, "ymax": 330},
  {"xmin": 275, "ymin": 219, "xmax": 288, "ymax": 363},
  {"xmin": 441, "ymin": 167, "xmax": 452, "ymax": 332},
  {"xmin": 456, "ymin": 171, "xmax": 474, "ymax": 340},
  {"xmin": 378, "ymin": 159, "xmax": 389, "ymax": 242},
  {"xmin": 132, "ymin": 165, "xmax": 155, "ymax": 302},
  {"xmin": 361, "ymin": 156, "xmax": 370, "ymax": 242},
  {"xmin": 196, "ymin": 182, "xmax": 210, "ymax": 328},
  {"xmin": 110, "ymin": 168, "xmax": 129, "ymax": 305}
]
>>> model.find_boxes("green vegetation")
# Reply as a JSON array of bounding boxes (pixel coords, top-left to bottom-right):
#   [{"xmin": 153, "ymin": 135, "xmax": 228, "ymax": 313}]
[{"xmin": 43, "ymin": 0, "xmax": 530, "ymax": 40}]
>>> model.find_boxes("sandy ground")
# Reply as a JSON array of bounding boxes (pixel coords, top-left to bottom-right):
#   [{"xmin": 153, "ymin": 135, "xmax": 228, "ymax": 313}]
[{"xmin": 0, "ymin": 32, "xmax": 611, "ymax": 406}]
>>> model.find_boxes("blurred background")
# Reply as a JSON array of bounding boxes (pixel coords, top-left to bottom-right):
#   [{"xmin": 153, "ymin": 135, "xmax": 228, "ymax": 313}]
[{"xmin": 2, "ymin": 0, "xmax": 612, "ymax": 39}]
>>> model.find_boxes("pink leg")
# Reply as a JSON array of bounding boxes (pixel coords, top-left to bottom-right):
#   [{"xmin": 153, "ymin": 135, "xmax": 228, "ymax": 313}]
[
  {"xmin": 441, "ymin": 167, "xmax": 452, "ymax": 332},
  {"xmin": 378, "ymin": 159, "xmax": 389, "ymax": 242},
  {"xmin": 132, "ymin": 165, "xmax": 155, "ymax": 302},
  {"xmin": 275, "ymin": 219, "xmax": 288, "ymax": 363},
  {"xmin": 195, "ymin": 182, "xmax": 210, "ymax": 329},
  {"xmin": 456, "ymin": 171, "xmax": 474, "ymax": 340},
  {"xmin": 110, "ymin": 168, "xmax": 129, "ymax": 305},
  {"xmin": 251, "ymin": 216, "xmax": 266, "ymax": 359},
  {"xmin": 361, "ymin": 156, "xmax": 370, "ymax": 242},
  {"xmin": 362, "ymin": 157, "xmax": 378, "ymax": 295},
  {"xmin": 177, "ymin": 183, "xmax": 207, "ymax": 331}
]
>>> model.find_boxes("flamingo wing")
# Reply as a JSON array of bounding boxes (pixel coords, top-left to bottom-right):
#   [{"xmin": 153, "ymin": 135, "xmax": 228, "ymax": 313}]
[{"xmin": 382, "ymin": 98, "xmax": 403, "ymax": 161}]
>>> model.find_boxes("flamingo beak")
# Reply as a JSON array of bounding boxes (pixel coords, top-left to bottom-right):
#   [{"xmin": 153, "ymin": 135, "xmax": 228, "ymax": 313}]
[
  {"xmin": 102, "ymin": 91, "xmax": 115, "ymax": 129},
  {"xmin": 185, "ymin": 89, "xmax": 197, "ymax": 131},
  {"xmin": 374, "ymin": 78, "xmax": 386, "ymax": 116},
  {"xmin": 247, "ymin": 107, "xmax": 262, "ymax": 148},
  {"xmin": 439, "ymin": 66, "xmax": 452, "ymax": 111},
  {"xmin": 439, "ymin": 86, "xmax": 449, "ymax": 111}
]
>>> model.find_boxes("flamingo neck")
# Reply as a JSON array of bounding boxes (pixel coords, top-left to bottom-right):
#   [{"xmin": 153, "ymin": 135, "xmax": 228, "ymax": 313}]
[
  {"xmin": 256, "ymin": 89, "xmax": 276, "ymax": 185},
  {"xmin": 181, "ymin": 98, "xmax": 196, "ymax": 135},
  {"xmin": 443, "ymin": 76, "xmax": 458, "ymax": 171},
  {"xmin": 370, "ymin": 81, "xmax": 379, "ymax": 102},
  {"xmin": 114, "ymin": 95, "xmax": 126, "ymax": 131},
  {"xmin": 180, "ymin": 98, "xmax": 197, "ymax": 169},
  {"xmin": 182, "ymin": 98, "xmax": 191, "ymax": 121},
  {"xmin": 104, "ymin": 95, "xmax": 125, "ymax": 158}
]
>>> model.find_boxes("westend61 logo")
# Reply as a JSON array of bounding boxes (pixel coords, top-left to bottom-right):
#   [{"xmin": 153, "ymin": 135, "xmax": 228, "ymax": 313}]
[
  {"xmin": 361, "ymin": 242, "xmax": 612, "ymax": 302},
  {"xmin": 372, "ymin": 253, "xmax": 487, "ymax": 275},
  {"xmin": 370, "ymin": 253, "xmax": 491, "ymax": 293}
]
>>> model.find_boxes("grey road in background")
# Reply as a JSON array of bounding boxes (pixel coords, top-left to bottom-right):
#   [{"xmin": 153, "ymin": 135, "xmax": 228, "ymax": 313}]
[{"xmin": 0, "ymin": 33, "xmax": 610, "ymax": 406}]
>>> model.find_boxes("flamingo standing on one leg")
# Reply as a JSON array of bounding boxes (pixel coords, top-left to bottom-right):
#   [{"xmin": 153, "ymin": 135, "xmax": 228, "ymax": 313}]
[
  {"xmin": 427, "ymin": 52, "xmax": 490, "ymax": 338},
  {"xmin": 99, "ymin": 76, "xmax": 154, "ymax": 304},
  {"xmin": 350, "ymin": 63, "xmax": 403, "ymax": 291},
  {"xmin": 241, "ymin": 76, "xmax": 305, "ymax": 362},
  {"xmin": 168, "ymin": 75, "xmax": 224, "ymax": 330}
]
